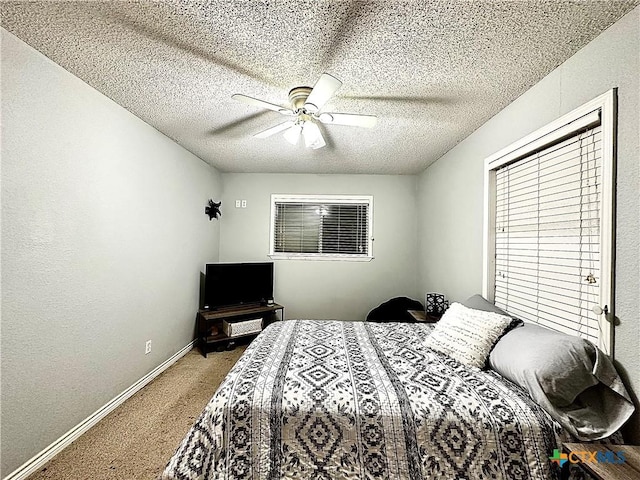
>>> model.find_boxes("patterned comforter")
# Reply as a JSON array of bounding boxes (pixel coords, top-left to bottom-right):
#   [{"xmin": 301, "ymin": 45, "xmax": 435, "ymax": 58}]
[{"xmin": 162, "ymin": 320, "xmax": 565, "ymax": 479}]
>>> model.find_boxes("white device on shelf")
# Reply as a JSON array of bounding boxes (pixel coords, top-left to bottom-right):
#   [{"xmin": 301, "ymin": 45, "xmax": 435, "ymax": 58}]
[{"xmin": 223, "ymin": 317, "xmax": 263, "ymax": 338}]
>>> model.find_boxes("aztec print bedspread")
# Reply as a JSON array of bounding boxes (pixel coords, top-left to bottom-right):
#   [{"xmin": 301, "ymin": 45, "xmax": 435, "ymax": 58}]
[{"xmin": 161, "ymin": 320, "xmax": 566, "ymax": 480}]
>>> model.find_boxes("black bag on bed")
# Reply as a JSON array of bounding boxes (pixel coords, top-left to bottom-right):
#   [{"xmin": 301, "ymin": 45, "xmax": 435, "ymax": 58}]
[{"xmin": 366, "ymin": 296, "xmax": 424, "ymax": 322}]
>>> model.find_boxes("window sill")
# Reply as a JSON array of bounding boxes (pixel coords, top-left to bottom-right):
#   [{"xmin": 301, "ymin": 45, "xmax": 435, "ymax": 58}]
[{"xmin": 268, "ymin": 254, "xmax": 374, "ymax": 262}]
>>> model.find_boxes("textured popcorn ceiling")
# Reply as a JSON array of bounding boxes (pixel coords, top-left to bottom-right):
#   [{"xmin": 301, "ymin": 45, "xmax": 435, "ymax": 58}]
[{"xmin": 1, "ymin": 0, "xmax": 637, "ymax": 174}]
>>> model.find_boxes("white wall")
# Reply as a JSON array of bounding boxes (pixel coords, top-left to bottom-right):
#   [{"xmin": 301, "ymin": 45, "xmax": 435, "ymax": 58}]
[
  {"xmin": 0, "ymin": 30, "xmax": 222, "ymax": 476},
  {"xmin": 416, "ymin": 7, "xmax": 640, "ymax": 441},
  {"xmin": 220, "ymin": 174, "xmax": 419, "ymax": 320}
]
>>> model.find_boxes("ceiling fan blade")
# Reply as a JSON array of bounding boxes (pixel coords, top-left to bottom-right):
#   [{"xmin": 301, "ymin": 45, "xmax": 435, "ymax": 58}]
[
  {"xmin": 317, "ymin": 112, "xmax": 377, "ymax": 128},
  {"xmin": 302, "ymin": 122, "xmax": 326, "ymax": 149},
  {"xmin": 283, "ymin": 123, "xmax": 303, "ymax": 145},
  {"xmin": 254, "ymin": 121, "xmax": 296, "ymax": 139},
  {"xmin": 232, "ymin": 94, "xmax": 294, "ymax": 115},
  {"xmin": 303, "ymin": 73, "xmax": 342, "ymax": 113}
]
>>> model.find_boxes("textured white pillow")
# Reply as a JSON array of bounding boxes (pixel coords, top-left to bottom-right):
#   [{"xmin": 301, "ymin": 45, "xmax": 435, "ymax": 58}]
[{"xmin": 424, "ymin": 302, "xmax": 513, "ymax": 369}]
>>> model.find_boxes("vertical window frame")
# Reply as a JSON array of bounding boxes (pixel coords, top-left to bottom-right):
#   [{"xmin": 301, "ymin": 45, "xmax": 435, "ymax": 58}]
[
  {"xmin": 269, "ymin": 194, "xmax": 374, "ymax": 261},
  {"xmin": 483, "ymin": 89, "xmax": 616, "ymax": 356}
]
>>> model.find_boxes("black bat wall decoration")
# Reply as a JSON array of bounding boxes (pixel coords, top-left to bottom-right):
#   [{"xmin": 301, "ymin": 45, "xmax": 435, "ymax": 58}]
[{"xmin": 205, "ymin": 199, "xmax": 221, "ymax": 220}]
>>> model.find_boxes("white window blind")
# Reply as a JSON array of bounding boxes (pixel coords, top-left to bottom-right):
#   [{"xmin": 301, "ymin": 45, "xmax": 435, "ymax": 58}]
[
  {"xmin": 270, "ymin": 195, "xmax": 373, "ymax": 260},
  {"xmin": 494, "ymin": 125, "xmax": 603, "ymax": 344}
]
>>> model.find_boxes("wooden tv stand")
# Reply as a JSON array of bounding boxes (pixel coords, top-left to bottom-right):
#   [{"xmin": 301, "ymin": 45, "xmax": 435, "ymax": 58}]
[{"xmin": 197, "ymin": 303, "xmax": 284, "ymax": 357}]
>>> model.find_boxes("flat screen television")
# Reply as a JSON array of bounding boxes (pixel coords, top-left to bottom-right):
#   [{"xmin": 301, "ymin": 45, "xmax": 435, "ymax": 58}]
[{"xmin": 203, "ymin": 262, "xmax": 274, "ymax": 310}]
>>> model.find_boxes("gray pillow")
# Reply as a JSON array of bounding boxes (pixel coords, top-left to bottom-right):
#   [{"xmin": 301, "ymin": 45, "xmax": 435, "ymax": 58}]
[
  {"xmin": 489, "ymin": 322, "xmax": 635, "ymax": 440},
  {"xmin": 462, "ymin": 294, "xmax": 522, "ymax": 329},
  {"xmin": 462, "ymin": 294, "xmax": 511, "ymax": 316}
]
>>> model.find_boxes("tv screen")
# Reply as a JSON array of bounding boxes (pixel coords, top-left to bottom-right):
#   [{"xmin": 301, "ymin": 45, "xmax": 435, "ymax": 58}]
[{"xmin": 204, "ymin": 262, "xmax": 274, "ymax": 309}]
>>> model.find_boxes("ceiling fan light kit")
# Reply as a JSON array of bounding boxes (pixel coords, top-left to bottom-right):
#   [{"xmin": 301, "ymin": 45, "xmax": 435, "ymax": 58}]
[
  {"xmin": 302, "ymin": 121, "xmax": 325, "ymax": 149},
  {"xmin": 283, "ymin": 122, "xmax": 303, "ymax": 145},
  {"xmin": 232, "ymin": 73, "xmax": 377, "ymax": 149}
]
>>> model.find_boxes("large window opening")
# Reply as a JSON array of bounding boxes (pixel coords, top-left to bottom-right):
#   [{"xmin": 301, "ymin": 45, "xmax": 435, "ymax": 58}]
[{"xmin": 483, "ymin": 90, "xmax": 616, "ymax": 355}]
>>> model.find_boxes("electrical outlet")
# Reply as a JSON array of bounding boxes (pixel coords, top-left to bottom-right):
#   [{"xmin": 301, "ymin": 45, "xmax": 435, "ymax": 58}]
[
  {"xmin": 241, "ymin": 200, "xmax": 247, "ymax": 208},
  {"xmin": 145, "ymin": 340, "xmax": 152, "ymax": 355},
  {"xmin": 235, "ymin": 200, "xmax": 241, "ymax": 208}
]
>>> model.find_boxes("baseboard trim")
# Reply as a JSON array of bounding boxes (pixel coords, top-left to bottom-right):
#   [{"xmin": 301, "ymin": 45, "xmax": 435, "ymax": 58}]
[{"xmin": 3, "ymin": 341, "xmax": 195, "ymax": 480}]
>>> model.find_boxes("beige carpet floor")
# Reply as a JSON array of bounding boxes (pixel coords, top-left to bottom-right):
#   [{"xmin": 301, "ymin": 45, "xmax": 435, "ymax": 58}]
[{"xmin": 26, "ymin": 345, "xmax": 247, "ymax": 480}]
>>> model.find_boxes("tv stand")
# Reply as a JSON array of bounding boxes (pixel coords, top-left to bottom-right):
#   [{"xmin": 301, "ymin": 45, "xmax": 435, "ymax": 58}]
[{"xmin": 197, "ymin": 303, "xmax": 284, "ymax": 357}]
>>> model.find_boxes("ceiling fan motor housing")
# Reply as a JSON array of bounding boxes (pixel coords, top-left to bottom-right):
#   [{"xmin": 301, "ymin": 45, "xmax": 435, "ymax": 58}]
[{"xmin": 288, "ymin": 86, "xmax": 313, "ymax": 111}]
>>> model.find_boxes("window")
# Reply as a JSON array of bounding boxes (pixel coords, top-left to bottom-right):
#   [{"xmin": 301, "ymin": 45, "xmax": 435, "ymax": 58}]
[
  {"xmin": 269, "ymin": 194, "xmax": 373, "ymax": 261},
  {"xmin": 483, "ymin": 90, "xmax": 615, "ymax": 355}
]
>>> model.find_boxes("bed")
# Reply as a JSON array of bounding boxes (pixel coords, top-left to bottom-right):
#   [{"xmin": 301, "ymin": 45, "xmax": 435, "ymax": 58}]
[
  {"xmin": 162, "ymin": 317, "xmax": 575, "ymax": 479},
  {"xmin": 161, "ymin": 294, "xmax": 635, "ymax": 480}
]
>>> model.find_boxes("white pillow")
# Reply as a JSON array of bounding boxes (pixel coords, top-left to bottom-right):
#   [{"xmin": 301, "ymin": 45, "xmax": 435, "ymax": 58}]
[{"xmin": 424, "ymin": 302, "xmax": 513, "ymax": 369}]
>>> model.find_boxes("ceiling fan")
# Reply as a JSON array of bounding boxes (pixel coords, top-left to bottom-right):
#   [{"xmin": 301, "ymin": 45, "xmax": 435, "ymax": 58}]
[{"xmin": 231, "ymin": 73, "xmax": 377, "ymax": 149}]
